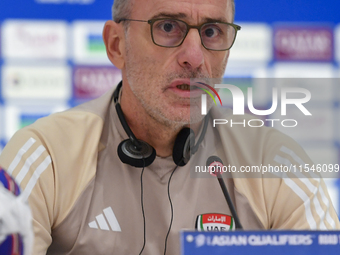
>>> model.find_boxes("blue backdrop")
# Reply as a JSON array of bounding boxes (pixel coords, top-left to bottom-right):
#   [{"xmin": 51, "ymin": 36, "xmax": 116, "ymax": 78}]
[{"xmin": 0, "ymin": 0, "xmax": 339, "ymax": 23}]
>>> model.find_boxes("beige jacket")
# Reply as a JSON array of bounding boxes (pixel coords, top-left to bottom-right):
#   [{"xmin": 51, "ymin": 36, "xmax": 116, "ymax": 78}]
[{"xmin": 0, "ymin": 88, "xmax": 339, "ymax": 255}]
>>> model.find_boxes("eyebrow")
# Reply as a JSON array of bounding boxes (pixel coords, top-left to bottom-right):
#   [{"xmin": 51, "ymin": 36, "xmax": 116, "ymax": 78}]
[
  {"xmin": 204, "ymin": 17, "xmax": 229, "ymax": 23},
  {"xmin": 151, "ymin": 12, "xmax": 188, "ymax": 20},
  {"xmin": 150, "ymin": 12, "xmax": 228, "ymax": 24}
]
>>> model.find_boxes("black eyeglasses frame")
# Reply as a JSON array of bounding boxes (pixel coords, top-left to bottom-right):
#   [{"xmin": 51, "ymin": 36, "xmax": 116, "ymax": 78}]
[{"xmin": 118, "ymin": 18, "xmax": 241, "ymax": 51}]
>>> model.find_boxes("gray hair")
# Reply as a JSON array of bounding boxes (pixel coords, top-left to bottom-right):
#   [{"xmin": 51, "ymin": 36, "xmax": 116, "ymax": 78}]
[
  {"xmin": 112, "ymin": 0, "xmax": 235, "ymax": 22},
  {"xmin": 112, "ymin": 0, "xmax": 134, "ymax": 22},
  {"xmin": 231, "ymin": 0, "xmax": 235, "ymax": 22}
]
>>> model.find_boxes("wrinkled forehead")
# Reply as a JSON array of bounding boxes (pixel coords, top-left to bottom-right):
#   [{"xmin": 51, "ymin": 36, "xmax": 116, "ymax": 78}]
[{"xmin": 131, "ymin": 0, "xmax": 233, "ymax": 24}]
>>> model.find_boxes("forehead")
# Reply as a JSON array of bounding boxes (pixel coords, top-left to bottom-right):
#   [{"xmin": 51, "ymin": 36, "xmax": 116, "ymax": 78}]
[{"xmin": 131, "ymin": 0, "xmax": 232, "ymax": 23}]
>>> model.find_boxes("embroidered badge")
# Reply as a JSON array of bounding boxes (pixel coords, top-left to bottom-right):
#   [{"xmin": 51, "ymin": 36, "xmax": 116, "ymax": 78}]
[{"xmin": 195, "ymin": 213, "xmax": 235, "ymax": 231}]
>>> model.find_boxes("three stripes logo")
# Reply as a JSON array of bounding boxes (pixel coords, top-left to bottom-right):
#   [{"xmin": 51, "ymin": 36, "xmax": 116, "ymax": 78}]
[
  {"xmin": 88, "ymin": 207, "xmax": 121, "ymax": 232},
  {"xmin": 6, "ymin": 137, "xmax": 52, "ymax": 202}
]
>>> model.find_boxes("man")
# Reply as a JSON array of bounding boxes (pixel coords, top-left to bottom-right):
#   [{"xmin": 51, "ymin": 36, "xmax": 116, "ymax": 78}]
[{"xmin": 0, "ymin": 0, "xmax": 339, "ymax": 254}]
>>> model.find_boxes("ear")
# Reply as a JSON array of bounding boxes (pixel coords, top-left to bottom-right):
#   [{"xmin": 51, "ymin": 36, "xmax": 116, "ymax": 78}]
[{"xmin": 103, "ymin": 20, "xmax": 125, "ymax": 69}]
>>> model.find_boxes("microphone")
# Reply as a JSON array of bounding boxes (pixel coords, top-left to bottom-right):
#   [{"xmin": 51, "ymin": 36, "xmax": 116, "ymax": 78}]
[{"xmin": 206, "ymin": 156, "xmax": 243, "ymax": 230}]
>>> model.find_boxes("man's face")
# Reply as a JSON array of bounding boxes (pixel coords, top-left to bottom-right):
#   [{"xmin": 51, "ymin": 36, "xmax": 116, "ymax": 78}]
[{"xmin": 123, "ymin": 0, "xmax": 233, "ymax": 127}]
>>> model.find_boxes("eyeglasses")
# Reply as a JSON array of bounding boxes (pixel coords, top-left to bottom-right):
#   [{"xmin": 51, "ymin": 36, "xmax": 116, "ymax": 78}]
[{"xmin": 118, "ymin": 18, "xmax": 241, "ymax": 51}]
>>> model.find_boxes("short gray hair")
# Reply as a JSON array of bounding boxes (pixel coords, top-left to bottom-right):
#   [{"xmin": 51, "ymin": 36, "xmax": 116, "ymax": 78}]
[
  {"xmin": 112, "ymin": 0, "xmax": 134, "ymax": 22},
  {"xmin": 112, "ymin": 0, "xmax": 235, "ymax": 22},
  {"xmin": 231, "ymin": 0, "xmax": 235, "ymax": 22}
]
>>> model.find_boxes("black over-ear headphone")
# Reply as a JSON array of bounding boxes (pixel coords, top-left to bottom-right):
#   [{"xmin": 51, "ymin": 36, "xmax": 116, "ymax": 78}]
[{"xmin": 113, "ymin": 81, "xmax": 209, "ymax": 168}]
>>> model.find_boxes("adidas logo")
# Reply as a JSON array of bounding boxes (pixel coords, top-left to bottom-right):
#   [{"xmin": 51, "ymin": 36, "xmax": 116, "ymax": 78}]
[{"xmin": 88, "ymin": 207, "xmax": 121, "ymax": 232}]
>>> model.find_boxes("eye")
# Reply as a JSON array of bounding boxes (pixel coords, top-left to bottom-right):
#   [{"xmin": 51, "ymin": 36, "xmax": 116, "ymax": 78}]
[
  {"xmin": 202, "ymin": 25, "xmax": 223, "ymax": 38},
  {"xmin": 204, "ymin": 28, "xmax": 215, "ymax": 37},
  {"xmin": 154, "ymin": 20, "xmax": 184, "ymax": 34},
  {"xmin": 163, "ymin": 22, "xmax": 174, "ymax": 32}
]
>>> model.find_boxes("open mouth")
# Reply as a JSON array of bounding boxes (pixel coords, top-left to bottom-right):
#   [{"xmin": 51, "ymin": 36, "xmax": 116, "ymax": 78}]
[{"xmin": 176, "ymin": 84, "xmax": 199, "ymax": 90}]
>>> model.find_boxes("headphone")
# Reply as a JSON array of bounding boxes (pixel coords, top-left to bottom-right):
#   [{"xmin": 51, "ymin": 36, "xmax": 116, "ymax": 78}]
[{"xmin": 113, "ymin": 81, "xmax": 209, "ymax": 168}]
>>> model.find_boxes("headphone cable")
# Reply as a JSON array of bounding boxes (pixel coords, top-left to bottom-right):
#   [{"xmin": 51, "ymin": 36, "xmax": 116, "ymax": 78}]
[
  {"xmin": 163, "ymin": 164, "xmax": 180, "ymax": 255},
  {"xmin": 138, "ymin": 159, "xmax": 146, "ymax": 255}
]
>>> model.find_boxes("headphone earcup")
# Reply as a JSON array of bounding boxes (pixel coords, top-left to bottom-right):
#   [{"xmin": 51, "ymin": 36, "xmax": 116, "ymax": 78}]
[
  {"xmin": 118, "ymin": 139, "xmax": 156, "ymax": 168},
  {"xmin": 172, "ymin": 128, "xmax": 195, "ymax": 166}
]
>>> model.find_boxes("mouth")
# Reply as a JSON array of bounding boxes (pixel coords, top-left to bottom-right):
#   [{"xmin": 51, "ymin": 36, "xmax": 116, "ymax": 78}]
[
  {"xmin": 176, "ymin": 84, "xmax": 199, "ymax": 91},
  {"xmin": 167, "ymin": 79, "xmax": 205, "ymax": 98}
]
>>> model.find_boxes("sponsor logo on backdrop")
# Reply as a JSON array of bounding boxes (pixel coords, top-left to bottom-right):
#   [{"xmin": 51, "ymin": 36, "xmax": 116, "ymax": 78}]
[
  {"xmin": 2, "ymin": 21, "xmax": 68, "ymax": 59},
  {"xmin": 73, "ymin": 66, "xmax": 122, "ymax": 99},
  {"xmin": 87, "ymin": 34, "xmax": 106, "ymax": 53},
  {"xmin": 229, "ymin": 23, "xmax": 272, "ymax": 62},
  {"xmin": 274, "ymin": 26, "xmax": 333, "ymax": 61},
  {"xmin": 4, "ymin": 105, "xmax": 68, "ymax": 140},
  {"xmin": 20, "ymin": 114, "xmax": 49, "ymax": 129},
  {"xmin": 2, "ymin": 65, "xmax": 71, "ymax": 99},
  {"xmin": 72, "ymin": 21, "xmax": 110, "ymax": 64},
  {"xmin": 335, "ymin": 25, "xmax": 340, "ymax": 63}
]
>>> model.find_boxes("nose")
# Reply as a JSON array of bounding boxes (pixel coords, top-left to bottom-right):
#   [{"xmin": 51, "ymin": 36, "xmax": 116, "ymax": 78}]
[{"xmin": 177, "ymin": 28, "xmax": 205, "ymax": 70}]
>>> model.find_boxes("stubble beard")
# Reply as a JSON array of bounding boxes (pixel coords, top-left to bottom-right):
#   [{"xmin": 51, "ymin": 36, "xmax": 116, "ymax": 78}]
[{"xmin": 124, "ymin": 34, "xmax": 228, "ymax": 129}]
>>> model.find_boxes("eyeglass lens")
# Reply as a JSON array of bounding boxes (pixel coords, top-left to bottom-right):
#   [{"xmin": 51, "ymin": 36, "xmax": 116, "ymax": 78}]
[{"xmin": 151, "ymin": 19, "xmax": 236, "ymax": 50}]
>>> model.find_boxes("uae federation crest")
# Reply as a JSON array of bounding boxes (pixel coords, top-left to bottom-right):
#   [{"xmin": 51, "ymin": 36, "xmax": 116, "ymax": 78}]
[{"xmin": 195, "ymin": 213, "xmax": 235, "ymax": 231}]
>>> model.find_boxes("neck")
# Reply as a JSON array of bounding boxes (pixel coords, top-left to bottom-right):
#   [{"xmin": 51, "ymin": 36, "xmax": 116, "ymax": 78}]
[{"xmin": 119, "ymin": 82, "xmax": 200, "ymax": 158}]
